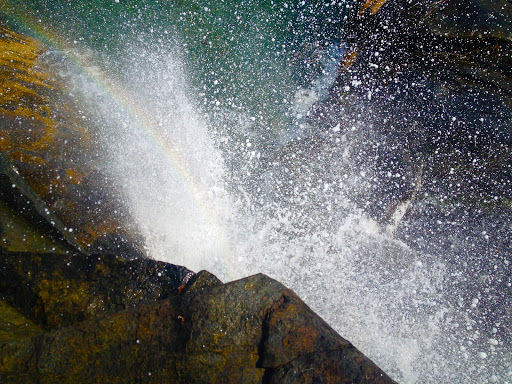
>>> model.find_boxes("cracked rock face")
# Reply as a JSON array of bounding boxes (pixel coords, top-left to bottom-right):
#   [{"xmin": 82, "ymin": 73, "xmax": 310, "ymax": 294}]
[{"xmin": 0, "ymin": 248, "xmax": 395, "ymax": 383}]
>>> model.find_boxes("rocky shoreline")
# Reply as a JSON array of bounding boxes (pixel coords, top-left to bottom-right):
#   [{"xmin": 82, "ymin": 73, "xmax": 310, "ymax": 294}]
[
  {"xmin": 0, "ymin": 248, "xmax": 395, "ymax": 383},
  {"xmin": 1, "ymin": 1, "xmax": 511, "ymax": 382},
  {"xmin": 0, "ymin": 16, "xmax": 396, "ymax": 383}
]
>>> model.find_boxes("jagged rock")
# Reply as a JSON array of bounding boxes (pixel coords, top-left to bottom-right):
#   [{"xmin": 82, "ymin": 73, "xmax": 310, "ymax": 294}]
[
  {"xmin": 181, "ymin": 269, "xmax": 223, "ymax": 294},
  {"xmin": 0, "ymin": 299, "xmax": 42, "ymax": 343},
  {"xmin": 339, "ymin": 0, "xmax": 512, "ymax": 105},
  {"xmin": 0, "ymin": 249, "xmax": 396, "ymax": 383},
  {"xmin": 0, "ymin": 153, "xmax": 83, "ymax": 253},
  {"xmin": 0, "ymin": 249, "xmax": 192, "ymax": 329},
  {"xmin": 87, "ymin": 232, "xmax": 146, "ymax": 260},
  {"xmin": 0, "ymin": 14, "xmax": 394, "ymax": 384}
]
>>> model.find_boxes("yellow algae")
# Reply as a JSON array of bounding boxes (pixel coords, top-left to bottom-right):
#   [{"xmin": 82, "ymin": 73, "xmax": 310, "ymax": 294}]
[
  {"xmin": 0, "ymin": 198, "xmax": 67, "ymax": 253},
  {"xmin": 0, "ymin": 43, "xmax": 43, "ymax": 65},
  {"xmin": 0, "ymin": 26, "xmax": 43, "ymax": 48},
  {"xmin": 65, "ymin": 168, "xmax": 85, "ymax": 185},
  {"xmin": 14, "ymin": 71, "xmax": 54, "ymax": 90},
  {"xmin": 75, "ymin": 220, "xmax": 126, "ymax": 248},
  {"xmin": 8, "ymin": 151, "xmax": 46, "ymax": 166},
  {"xmin": 0, "ymin": 26, "xmax": 58, "ymax": 158},
  {"xmin": 244, "ymin": 281, "xmax": 256, "ymax": 291},
  {"xmin": 0, "ymin": 78, "xmax": 38, "ymax": 98},
  {"xmin": 370, "ymin": 0, "xmax": 388, "ymax": 14},
  {"xmin": 93, "ymin": 262, "xmax": 110, "ymax": 277},
  {"xmin": 212, "ymin": 331, "xmax": 226, "ymax": 345},
  {"xmin": 0, "ymin": 299, "xmax": 43, "ymax": 343},
  {"xmin": 0, "ymin": 42, "xmax": 40, "ymax": 63},
  {"xmin": 35, "ymin": 279, "xmax": 105, "ymax": 327},
  {"xmin": 359, "ymin": 0, "xmax": 387, "ymax": 16},
  {"xmin": 0, "ymin": 107, "xmax": 58, "ymax": 152}
]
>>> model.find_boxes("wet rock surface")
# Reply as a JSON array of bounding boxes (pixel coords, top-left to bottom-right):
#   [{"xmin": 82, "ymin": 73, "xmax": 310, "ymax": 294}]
[
  {"xmin": 0, "ymin": 22, "xmax": 398, "ymax": 383},
  {"xmin": 0, "ymin": 248, "xmax": 396, "ymax": 383},
  {"xmin": 268, "ymin": 4, "xmax": 512, "ymax": 373},
  {"xmin": 309, "ymin": 0, "xmax": 512, "ymax": 218},
  {"xmin": 0, "ymin": 25, "xmax": 138, "ymax": 249},
  {"xmin": 2, "ymin": 3, "xmax": 510, "ymax": 381},
  {"xmin": 302, "ymin": 0, "xmax": 512, "ymax": 363},
  {"xmin": 0, "ymin": 249, "xmax": 192, "ymax": 329}
]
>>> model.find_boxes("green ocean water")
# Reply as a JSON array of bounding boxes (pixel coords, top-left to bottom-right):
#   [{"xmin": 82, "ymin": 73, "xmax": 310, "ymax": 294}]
[{"xmin": 2, "ymin": 0, "xmax": 347, "ymax": 142}]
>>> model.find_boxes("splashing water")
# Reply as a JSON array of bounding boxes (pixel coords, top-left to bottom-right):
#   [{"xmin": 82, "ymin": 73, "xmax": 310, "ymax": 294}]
[
  {"xmin": 6, "ymin": 0, "xmax": 512, "ymax": 382},
  {"xmin": 59, "ymin": 38, "xmax": 511, "ymax": 384}
]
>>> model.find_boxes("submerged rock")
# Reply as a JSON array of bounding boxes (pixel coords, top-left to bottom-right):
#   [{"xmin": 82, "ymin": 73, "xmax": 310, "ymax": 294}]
[{"xmin": 306, "ymin": 0, "xmax": 512, "ymax": 220}]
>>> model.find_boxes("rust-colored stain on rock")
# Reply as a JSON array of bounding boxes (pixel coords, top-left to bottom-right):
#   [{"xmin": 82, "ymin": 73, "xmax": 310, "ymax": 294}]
[{"xmin": 359, "ymin": 0, "xmax": 387, "ymax": 16}]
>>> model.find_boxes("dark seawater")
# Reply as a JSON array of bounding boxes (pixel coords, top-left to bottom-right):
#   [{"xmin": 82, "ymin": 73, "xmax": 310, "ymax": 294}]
[{"xmin": 2, "ymin": 1, "xmax": 511, "ymax": 382}]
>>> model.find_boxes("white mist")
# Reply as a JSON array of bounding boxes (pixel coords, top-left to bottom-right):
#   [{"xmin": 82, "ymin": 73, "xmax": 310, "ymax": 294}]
[{"xmin": 60, "ymin": 37, "xmax": 511, "ymax": 384}]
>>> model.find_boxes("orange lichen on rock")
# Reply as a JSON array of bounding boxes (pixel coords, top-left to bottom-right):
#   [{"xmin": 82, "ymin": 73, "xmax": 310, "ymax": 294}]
[
  {"xmin": 65, "ymin": 168, "xmax": 85, "ymax": 185},
  {"xmin": 282, "ymin": 325, "xmax": 319, "ymax": 350},
  {"xmin": 359, "ymin": 0, "xmax": 387, "ymax": 16},
  {"xmin": 7, "ymin": 151, "xmax": 46, "ymax": 166},
  {"xmin": 340, "ymin": 49, "xmax": 359, "ymax": 71}
]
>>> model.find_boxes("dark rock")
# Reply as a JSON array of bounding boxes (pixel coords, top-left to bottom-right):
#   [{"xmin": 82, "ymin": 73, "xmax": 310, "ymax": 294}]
[
  {"xmin": 87, "ymin": 232, "xmax": 145, "ymax": 260},
  {"xmin": 0, "ymin": 249, "xmax": 396, "ymax": 383},
  {"xmin": 0, "ymin": 299, "xmax": 42, "ymax": 343},
  {"xmin": 304, "ymin": 0, "xmax": 512, "ymax": 220},
  {"xmin": 0, "ymin": 152, "xmax": 83, "ymax": 254},
  {"xmin": 422, "ymin": 0, "xmax": 512, "ymax": 41},
  {"xmin": 265, "ymin": 349, "xmax": 395, "ymax": 384},
  {"xmin": 259, "ymin": 290, "xmax": 348, "ymax": 368},
  {"xmin": 0, "ymin": 248, "xmax": 193, "ymax": 329},
  {"xmin": 0, "ymin": 298, "xmax": 185, "ymax": 383},
  {"xmin": 182, "ymin": 269, "xmax": 223, "ymax": 294}
]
